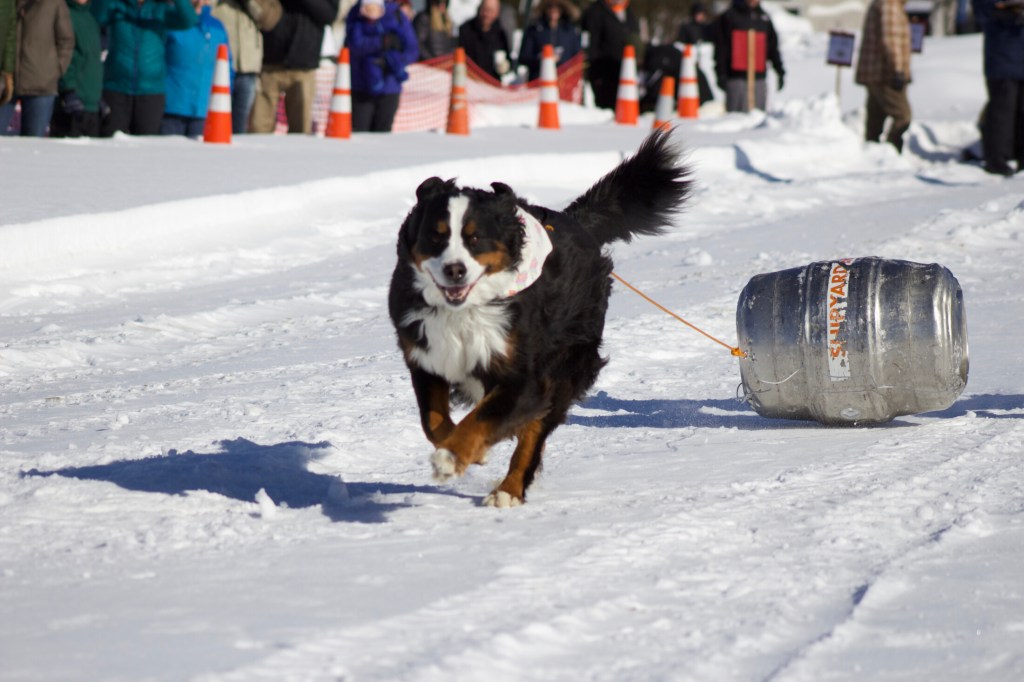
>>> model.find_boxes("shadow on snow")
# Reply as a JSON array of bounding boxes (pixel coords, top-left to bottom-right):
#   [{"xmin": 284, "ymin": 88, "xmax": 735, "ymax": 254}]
[
  {"xmin": 568, "ymin": 391, "xmax": 1022, "ymax": 430},
  {"xmin": 22, "ymin": 437, "xmax": 469, "ymax": 524},
  {"xmin": 22, "ymin": 396, "xmax": 1017, "ymax": 521}
]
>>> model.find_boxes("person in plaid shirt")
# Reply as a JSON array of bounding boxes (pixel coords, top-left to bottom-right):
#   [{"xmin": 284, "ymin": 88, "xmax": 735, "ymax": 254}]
[{"xmin": 855, "ymin": 0, "xmax": 912, "ymax": 152}]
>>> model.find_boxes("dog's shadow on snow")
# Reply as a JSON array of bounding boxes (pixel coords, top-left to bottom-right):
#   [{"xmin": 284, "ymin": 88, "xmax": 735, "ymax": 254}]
[
  {"xmin": 23, "ymin": 438, "xmax": 467, "ymax": 524},
  {"xmin": 569, "ymin": 391, "xmax": 1023, "ymax": 430}
]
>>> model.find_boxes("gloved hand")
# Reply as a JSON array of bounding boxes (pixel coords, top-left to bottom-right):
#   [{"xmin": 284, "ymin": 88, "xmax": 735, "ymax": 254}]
[
  {"xmin": 716, "ymin": 77, "xmax": 726, "ymax": 92},
  {"xmin": 776, "ymin": 71, "xmax": 785, "ymax": 91},
  {"xmin": 384, "ymin": 50, "xmax": 409, "ymax": 83},
  {"xmin": 99, "ymin": 98, "xmax": 111, "ymax": 119},
  {"xmin": 61, "ymin": 91, "xmax": 85, "ymax": 115},
  {"xmin": 382, "ymin": 32, "xmax": 402, "ymax": 51},
  {"xmin": 890, "ymin": 71, "xmax": 907, "ymax": 91},
  {"xmin": 0, "ymin": 71, "xmax": 13, "ymax": 106}
]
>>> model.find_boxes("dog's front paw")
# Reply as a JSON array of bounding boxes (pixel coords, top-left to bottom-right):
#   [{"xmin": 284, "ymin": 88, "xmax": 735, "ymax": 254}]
[
  {"xmin": 483, "ymin": 490, "xmax": 523, "ymax": 508},
  {"xmin": 431, "ymin": 448, "xmax": 458, "ymax": 482}
]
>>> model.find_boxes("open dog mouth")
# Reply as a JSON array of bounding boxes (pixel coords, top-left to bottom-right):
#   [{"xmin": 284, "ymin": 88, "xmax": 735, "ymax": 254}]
[{"xmin": 438, "ymin": 282, "xmax": 475, "ymax": 305}]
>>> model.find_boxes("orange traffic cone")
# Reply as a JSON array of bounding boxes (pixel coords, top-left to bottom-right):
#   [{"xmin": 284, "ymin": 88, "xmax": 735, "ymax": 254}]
[
  {"xmin": 652, "ymin": 76, "xmax": 676, "ymax": 130},
  {"xmin": 447, "ymin": 48, "xmax": 470, "ymax": 135},
  {"xmin": 677, "ymin": 44, "xmax": 700, "ymax": 119},
  {"xmin": 203, "ymin": 43, "xmax": 231, "ymax": 144},
  {"xmin": 325, "ymin": 47, "xmax": 352, "ymax": 139},
  {"xmin": 537, "ymin": 44, "xmax": 560, "ymax": 130},
  {"xmin": 615, "ymin": 45, "xmax": 639, "ymax": 126}
]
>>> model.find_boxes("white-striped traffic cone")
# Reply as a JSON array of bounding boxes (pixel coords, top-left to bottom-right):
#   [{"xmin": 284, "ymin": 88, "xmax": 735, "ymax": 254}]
[
  {"xmin": 615, "ymin": 45, "xmax": 639, "ymax": 126},
  {"xmin": 652, "ymin": 76, "xmax": 676, "ymax": 130},
  {"xmin": 677, "ymin": 44, "xmax": 699, "ymax": 119},
  {"xmin": 447, "ymin": 48, "xmax": 469, "ymax": 135},
  {"xmin": 537, "ymin": 44, "xmax": 560, "ymax": 130},
  {"xmin": 325, "ymin": 47, "xmax": 352, "ymax": 139},
  {"xmin": 203, "ymin": 43, "xmax": 231, "ymax": 144}
]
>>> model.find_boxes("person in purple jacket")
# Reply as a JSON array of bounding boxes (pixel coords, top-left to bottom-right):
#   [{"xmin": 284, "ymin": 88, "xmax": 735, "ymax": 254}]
[{"xmin": 345, "ymin": 0, "xmax": 417, "ymax": 132}]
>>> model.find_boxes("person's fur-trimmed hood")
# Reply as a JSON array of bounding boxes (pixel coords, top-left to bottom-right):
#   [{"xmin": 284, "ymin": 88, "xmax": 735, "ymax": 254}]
[{"xmin": 532, "ymin": 0, "xmax": 580, "ymax": 23}]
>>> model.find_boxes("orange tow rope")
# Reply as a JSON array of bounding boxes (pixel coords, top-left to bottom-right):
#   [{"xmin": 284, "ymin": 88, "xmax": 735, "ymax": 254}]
[{"xmin": 611, "ymin": 271, "xmax": 747, "ymax": 358}]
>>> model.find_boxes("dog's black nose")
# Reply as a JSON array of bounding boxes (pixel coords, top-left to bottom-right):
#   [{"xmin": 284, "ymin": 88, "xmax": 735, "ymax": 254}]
[{"xmin": 443, "ymin": 262, "xmax": 467, "ymax": 283}]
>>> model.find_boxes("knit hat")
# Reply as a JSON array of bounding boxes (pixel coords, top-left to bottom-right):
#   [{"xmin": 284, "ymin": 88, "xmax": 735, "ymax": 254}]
[{"xmin": 361, "ymin": 0, "xmax": 385, "ymax": 19}]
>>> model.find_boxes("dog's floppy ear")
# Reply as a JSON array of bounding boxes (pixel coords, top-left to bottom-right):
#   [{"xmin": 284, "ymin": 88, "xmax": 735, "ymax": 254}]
[
  {"xmin": 401, "ymin": 178, "xmax": 456, "ymax": 257},
  {"xmin": 398, "ymin": 211, "xmax": 419, "ymax": 257},
  {"xmin": 490, "ymin": 182, "xmax": 517, "ymax": 200},
  {"xmin": 490, "ymin": 183, "xmax": 521, "ymax": 222},
  {"xmin": 416, "ymin": 177, "xmax": 456, "ymax": 203}
]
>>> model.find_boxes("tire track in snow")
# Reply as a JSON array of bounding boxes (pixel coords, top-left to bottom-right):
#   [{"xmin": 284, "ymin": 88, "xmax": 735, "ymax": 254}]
[{"xmin": 198, "ymin": 416, "xmax": 1020, "ymax": 682}]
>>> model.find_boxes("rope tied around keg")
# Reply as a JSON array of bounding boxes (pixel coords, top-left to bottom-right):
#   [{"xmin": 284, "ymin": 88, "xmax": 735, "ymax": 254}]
[{"xmin": 610, "ymin": 272, "xmax": 747, "ymax": 358}]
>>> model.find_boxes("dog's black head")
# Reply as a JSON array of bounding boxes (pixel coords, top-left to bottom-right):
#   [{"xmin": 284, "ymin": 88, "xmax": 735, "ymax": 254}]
[{"xmin": 399, "ymin": 177, "xmax": 527, "ymax": 309}]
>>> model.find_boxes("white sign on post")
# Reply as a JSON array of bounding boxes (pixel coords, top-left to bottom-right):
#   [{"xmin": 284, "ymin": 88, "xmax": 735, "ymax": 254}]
[
  {"xmin": 826, "ymin": 31, "xmax": 855, "ymax": 67},
  {"xmin": 826, "ymin": 31, "xmax": 855, "ymax": 98},
  {"xmin": 911, "ymin": 23, "xmax": 925, "ymax": 53}
]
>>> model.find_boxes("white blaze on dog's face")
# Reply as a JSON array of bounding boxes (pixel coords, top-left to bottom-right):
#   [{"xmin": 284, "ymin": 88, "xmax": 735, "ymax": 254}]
[
  {"xmin": 411, "ymin": 192, "xmax": 520, "ymax": 310},
  {"xmin": 420, "ymin": 196, "xmax": 485, "ymax": 307}
]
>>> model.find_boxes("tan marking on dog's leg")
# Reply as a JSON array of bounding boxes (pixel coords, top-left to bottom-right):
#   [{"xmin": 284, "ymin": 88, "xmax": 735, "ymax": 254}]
[
  {"xmin": 484, "ymin": 420, "xmax": 544, "ymax": 507},
  {"xmin": 425, "ymin": 380, "xmax": 454, "ymax": 446},
  {"xmin": 436, "ymin": 414, "xmax": 493, "ymax": 476}
]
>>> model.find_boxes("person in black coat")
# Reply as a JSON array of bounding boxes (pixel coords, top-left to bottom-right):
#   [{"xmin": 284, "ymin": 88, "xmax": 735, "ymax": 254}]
[
  {"xmin": 581, "ymin": 0, "xmax": 640, "ymax": 110},
  {"xmin": 639, "ymin": 3, "xmax": 715, "ymax": 113},
  {"xmin": 458, "ymin": 0, "xmax": 510, "ymax": 81},
  {"xmin": 413, "ymin": 0, "xmax": 456, "ymax": 61},
  {"xmin": 517, "ymin": 0, "xmax": 580, "ymax": 82},
  {"xmin": 972, "ymin": 0, "xmax": 1024, "ymax": 175},
  {"xmin": 714, "ymin": 0, "xmax": 784, "ymax": 112},
  {"xmin": 251, "ymin": 0, "xmax": 340, "ymax": 133},
  {"xmin": 677, "ymin": 1, "xmax": 715, "ymax": 44}
]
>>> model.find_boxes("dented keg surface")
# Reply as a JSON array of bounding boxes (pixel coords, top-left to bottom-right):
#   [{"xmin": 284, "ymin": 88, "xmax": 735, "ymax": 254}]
[{"xmin": 736, "ymin": 257, "xmax": 969, "ymax": 425}]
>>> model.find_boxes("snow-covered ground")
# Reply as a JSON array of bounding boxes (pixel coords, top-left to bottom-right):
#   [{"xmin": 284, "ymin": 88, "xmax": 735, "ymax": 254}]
[{"xmin": 2, "ymin": 23, "xmax": 1022, "ymax": 682}]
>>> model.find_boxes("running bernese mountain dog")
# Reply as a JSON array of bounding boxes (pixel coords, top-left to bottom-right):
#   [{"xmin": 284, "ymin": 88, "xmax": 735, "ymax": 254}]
[{"xmin": 388, "ymin": 130, "xmax": 692, "ymax": 507}]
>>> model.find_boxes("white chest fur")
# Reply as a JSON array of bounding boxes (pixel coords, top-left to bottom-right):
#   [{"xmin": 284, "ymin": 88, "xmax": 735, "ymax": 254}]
[{"xmin": 402, "ymin": 303, "xmax": 510, "ymax": 401}]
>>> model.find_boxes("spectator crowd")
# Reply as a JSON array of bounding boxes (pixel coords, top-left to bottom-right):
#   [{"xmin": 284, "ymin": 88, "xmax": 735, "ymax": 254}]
[{"xmin": 0, "ymin": 0, "xmax": 1019, "ymax": 173}]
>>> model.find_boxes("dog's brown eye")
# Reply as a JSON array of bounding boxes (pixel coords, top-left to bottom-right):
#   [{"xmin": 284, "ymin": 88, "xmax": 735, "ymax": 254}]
[
  {"xmin": 430, "ymin": 233, "xmax": 443, "ymax": 243},
  {"xmin": 467, "ymin": 235, "xmax": 479, "ymax": 247}
]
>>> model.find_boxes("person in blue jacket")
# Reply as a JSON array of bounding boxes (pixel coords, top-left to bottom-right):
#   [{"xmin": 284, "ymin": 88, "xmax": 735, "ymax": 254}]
[
  {"xmin": 345, "ymin": 0, "xmax": 417, "ymax": 132},
  {"xmin": 161, "ymin": 0, "xmax": 230, "ymax": 138},
  {"xmin": 516, "ymin": 0, "xmax": 580, "ymax": 82},
  {"xmin": 92, "ymin": 0, "xmax": 198, "ymax": 136},
  {"xmin": 972, "ymin": 0, "xmax": 1024, "ymax": 175}
]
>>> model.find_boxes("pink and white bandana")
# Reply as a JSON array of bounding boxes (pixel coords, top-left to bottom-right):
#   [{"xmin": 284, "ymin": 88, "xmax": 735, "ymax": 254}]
[{"xmin": 506, "ymin": 208, "xmax": 554, "ymax": 297}]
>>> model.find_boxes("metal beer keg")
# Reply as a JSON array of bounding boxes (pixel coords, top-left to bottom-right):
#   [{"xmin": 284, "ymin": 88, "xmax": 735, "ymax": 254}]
[{"xmin": 736, "ymin": 257, "xmax": 969, "ymax": 425}]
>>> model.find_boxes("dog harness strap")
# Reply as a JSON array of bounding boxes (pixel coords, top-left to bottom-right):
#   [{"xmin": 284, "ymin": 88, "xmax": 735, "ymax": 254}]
[{"xmin": 507, "ymin": 208, "xmax": 554, "ymax": 297}]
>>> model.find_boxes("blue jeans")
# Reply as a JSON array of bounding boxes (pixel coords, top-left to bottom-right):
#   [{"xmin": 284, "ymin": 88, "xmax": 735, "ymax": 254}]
[
  {"xmin": 0, "ymin": 95, "xmax": 57, "ymax": 136},
  {"xmin": 232, "ymin": 73, "xmax": 258, "ymax": 134},
  {"xmin": 159, "ymin": 114, "xmax": 206, "ymax": 139}
]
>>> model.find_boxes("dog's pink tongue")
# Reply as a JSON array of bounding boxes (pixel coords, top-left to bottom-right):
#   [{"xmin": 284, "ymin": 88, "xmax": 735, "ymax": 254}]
[{"xmin": 444, "ymin": 285, "xmax": 471, "ymax": 303}]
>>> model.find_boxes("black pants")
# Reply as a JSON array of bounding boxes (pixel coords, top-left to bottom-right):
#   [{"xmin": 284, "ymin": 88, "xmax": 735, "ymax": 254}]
[
  {"xmin": 351, "ymin": 91, "xmax": 401, "ymax": 133},
  {"xmin": 982, "ymin": 78, "xmax": 1024, "ymax": 170},
  {"xmin": 50, "ymin": 108, "xmax": 101, "ymax": 138},
  {"xmin": 102, "ymin": 91, "xmax": 165, "ymax": 136},
  {"xmin": 587, "ymin": 58, "xmax": 621, "ymax": 110}
]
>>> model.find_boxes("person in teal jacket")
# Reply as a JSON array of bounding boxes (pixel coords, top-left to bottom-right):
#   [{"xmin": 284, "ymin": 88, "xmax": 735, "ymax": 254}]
[
  {"xmin": 161, "ymin": 0, "xmax": 229, "ymax": 138},
  {"xmin": 52, "ymin": 0, "xmax": 104, "ymax": 137},
  {"xmin": 92, "ymin": 0, "xmax": 197, "ymax": 136}
]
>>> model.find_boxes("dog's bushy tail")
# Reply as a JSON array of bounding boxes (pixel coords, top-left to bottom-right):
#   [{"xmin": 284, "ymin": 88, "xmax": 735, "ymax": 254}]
[{"xmin": 565, "ymin": 129, "xmax": 692, "ymax": 246}]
